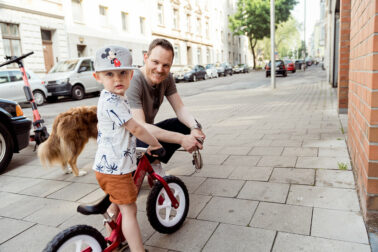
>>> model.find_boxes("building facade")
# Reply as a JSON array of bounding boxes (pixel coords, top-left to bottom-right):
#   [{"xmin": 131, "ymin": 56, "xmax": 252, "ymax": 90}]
[
  {"xmin": 0, "ymin": 0, "xmax": 69, "ymax": 74},
  {"xmin": 325, "ymin": 0, "xmax": 378, "ymax": 229}
]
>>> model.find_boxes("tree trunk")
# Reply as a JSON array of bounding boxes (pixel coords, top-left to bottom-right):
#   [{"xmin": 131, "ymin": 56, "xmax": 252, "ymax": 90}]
[{"xmin": 249, "ymin": 37, "xmax": 257, "ymax": 69}]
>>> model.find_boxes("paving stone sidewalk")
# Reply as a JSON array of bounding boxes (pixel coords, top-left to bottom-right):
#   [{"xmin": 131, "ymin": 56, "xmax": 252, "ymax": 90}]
[{"xmin": 0, "ymin": 75, "xmax": 373, "ymax": 251}]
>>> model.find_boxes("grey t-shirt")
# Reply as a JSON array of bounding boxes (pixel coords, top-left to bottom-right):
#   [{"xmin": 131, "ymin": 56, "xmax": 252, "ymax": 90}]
[{"xmin": 126, "ymin": 69, "xmax": 177, "ymax": 124}]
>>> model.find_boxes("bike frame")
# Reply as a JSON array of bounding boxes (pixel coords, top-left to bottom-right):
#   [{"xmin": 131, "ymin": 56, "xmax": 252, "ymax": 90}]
[{"xmin": 100, "ymin": 154, "xmax": 179, "ymax": 252}]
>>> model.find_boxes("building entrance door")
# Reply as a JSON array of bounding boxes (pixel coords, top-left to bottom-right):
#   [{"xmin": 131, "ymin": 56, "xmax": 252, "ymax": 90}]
[
  {"xmin": 42, "ymin": 41, "xmax": 54, "ymax": 72},
  {"xmin": 187, "ymin": 46, "xmax": 192, "ymax": 65}
]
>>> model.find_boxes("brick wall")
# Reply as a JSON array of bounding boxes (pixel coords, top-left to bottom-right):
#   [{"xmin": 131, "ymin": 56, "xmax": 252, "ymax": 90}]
[
  {"xmin": 347, "ymin": 0, "xmax": 378, "ymax": 226},
  {"xmin": 337, "ymin": 0, "xmax": 351, "ymax": 113}
]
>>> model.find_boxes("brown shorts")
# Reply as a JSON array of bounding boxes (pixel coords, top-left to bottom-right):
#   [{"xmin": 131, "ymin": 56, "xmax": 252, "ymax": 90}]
[{"xmin": 95, "ymin": 172, "xmax": 138, "ymax": 205}]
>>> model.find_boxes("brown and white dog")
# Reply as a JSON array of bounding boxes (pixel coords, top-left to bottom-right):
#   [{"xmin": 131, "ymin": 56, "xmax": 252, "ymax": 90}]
[{"xmin": 38, "ymin": 106, "xmax": 98, "ymax": 176}]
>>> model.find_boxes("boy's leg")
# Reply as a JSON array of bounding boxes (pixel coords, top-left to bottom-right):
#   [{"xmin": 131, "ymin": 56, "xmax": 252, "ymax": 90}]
[
  {"xmin": 118, "ymin": 203, "xmax": 144, "ymax": 252},
  {"xmin": 137, "ymin": 118, "xmax": 190, "ymax": 163}
]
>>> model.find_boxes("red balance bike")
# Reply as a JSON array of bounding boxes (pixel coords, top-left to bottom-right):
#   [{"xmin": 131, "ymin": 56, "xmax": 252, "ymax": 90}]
[
  {"xmin": 0, "ymin": 52, "xmax": 49, "ymax": 145},
  {"xmin": 43, "ymin": 146, "xmax": 203, "ymax": 252}
]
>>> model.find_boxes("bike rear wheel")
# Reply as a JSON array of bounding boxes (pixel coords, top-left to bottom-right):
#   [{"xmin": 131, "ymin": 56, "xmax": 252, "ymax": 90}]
[
  {"xmin": 43, "ymin": 225, "xmax": 106, "ymax": 252},
  {"xmin": 147, "ymin": 176, "xmax": 189, "ymax": 234}
]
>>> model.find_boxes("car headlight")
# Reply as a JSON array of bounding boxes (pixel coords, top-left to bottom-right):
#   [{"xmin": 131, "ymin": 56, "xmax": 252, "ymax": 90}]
[{"xmin": 56, "ymin": 78, "xmax": 70, "ymax": 85}]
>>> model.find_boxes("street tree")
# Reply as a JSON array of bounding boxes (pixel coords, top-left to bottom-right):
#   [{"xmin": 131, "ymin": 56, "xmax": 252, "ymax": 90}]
[{"xmin": 229, "ymin": 0, "xmax": 297, "ymax": 69}]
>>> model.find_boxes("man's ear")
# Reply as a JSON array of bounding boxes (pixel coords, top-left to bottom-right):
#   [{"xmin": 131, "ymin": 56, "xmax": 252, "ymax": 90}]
[
  {"xmin": 130, "ymin": 70, "xmax": 134, "ymax": 80},
  {"xmin": 143, "ymin": 53, "xmax": 148, "ymax": 64}
]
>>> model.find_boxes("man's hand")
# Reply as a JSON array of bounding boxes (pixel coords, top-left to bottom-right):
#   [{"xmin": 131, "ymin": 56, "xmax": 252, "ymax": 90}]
[
  {"xmin": 181, "ymin": 135, "xmax": 203, "ymax": 153},
  {"xmin": 190, "ymin": 129, "xmax": 206, "ymax": 142}
]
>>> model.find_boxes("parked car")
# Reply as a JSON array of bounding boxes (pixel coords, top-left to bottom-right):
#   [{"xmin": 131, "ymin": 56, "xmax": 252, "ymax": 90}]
[
  {"xmin": 0, "ymin": 69, "xmax": 49, "ymax": 106},
  {"xmin": 215, "ymin": 62, "xmax": 226, "ymax": 77},
  {"xmin": 0, "ymin": 99, "xmax": 32, "ymax": 172},
  {"xmin": 265, "ymin": 60, "xmax": 287, "ymax": 77},
  {"xmin": 295, "ymin": 59, "xmax": 305, "ymax": 70},
  {"xmin": 44, "ymin": 57, "xmax": 103, "ymax": 101},
  {"xmin": 221, "ymin": 62, "xmax": 233, "ymax": 76},
  {"xmin": 173, "ymin": 65, "xmax": 207, "ymax": 82},
  {"xmin": 233, "ymin": 64, "xmax": 250, "ymax": 74},
  {"xmin": 284, "ymin": 60, "xmax": 296, "ymax": 73},
  {"xmin": 205, "ymin": 64, "xmax": 218, "ymax": 78}
]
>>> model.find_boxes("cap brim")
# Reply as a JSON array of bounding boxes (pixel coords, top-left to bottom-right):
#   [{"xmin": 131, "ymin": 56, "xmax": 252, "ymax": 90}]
[{"xmin": 95, "ymin": 66, "xmax": 139, "ymax": 72}]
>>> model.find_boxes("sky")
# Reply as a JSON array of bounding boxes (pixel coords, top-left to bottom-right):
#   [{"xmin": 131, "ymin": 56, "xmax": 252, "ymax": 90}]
[{"xmin": 291, "ymin": 0, "xmax": 321, "ymax": 42}]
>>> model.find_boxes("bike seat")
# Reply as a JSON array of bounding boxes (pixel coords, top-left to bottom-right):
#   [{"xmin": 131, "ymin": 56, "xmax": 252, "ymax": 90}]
[{"xmin": 77, "ymin": 194, "xmax": 111, "ymax": 215}]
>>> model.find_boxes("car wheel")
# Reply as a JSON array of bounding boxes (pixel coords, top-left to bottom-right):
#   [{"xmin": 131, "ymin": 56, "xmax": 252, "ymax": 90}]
[
  {"xmin": 72, "ymin": 85, "xmax": 85, "ymax": 100},
  {"xmin": 33, "ymin": 90, "xmax": 45, "ymax": 106},
  {"xmin": 283, "ymin": 71, "xmax": 287, "ymax": 77},
  {"xmin": 0, "ymin": 123, "xmax": 13, "ymax": 173},
  {"xmin": 192, "ymin": 75, "xmax": 197, "ymax": 82},
  {"xmin": 292, "ymin": 70, "xmax": 296, "ymax": 73},
  {"xmin": 204, "ymin": 74, "xmax": 208, "ymax": 80}
]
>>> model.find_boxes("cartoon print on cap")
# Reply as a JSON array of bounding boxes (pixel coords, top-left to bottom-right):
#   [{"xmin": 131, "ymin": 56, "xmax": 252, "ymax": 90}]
[{"xmin": 101, "ymin": 48, "xmax": 121, "ymax": 67}]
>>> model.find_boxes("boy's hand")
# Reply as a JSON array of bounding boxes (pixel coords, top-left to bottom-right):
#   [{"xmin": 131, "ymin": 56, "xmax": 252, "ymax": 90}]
[{"xmin": 147, "ymin": 144, "xmax": 163, "ymax": 157}]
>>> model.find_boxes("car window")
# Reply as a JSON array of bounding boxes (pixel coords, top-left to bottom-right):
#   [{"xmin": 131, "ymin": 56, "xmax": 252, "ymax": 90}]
[
  {"xmin": 0, "ymin": 71, "xmax": 10, "ymax": 84},
  {"xmin": 79, "ymin": 60, "xmax": 92, "ymax": 72},
  {"xmin": 9, "ymin": 71, "xmax": 23, "ymax": 82},
  {"xmin": 49, "ymin": 59, "xmax": 79, "ymax": 73},
  {"xmin": 199, "ymin": 65, "xmax": 205, "ymax": 70}
]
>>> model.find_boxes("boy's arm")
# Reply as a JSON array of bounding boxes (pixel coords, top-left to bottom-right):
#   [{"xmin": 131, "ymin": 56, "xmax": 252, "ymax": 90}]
[
  {"xmin": 131, "ymin": 108, "xmax": 201, "ymax": 153},
  {"xmin": 124, "ymin": 118, "xmax": 161, "ymax": 149}
]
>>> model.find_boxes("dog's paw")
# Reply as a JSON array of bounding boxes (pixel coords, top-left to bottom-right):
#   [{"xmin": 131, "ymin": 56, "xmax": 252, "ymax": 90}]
[
  {"xmin": 63, "ymin": 167, "xmax": 73, "ymax": 174},
  {"xmin": 78, "ymin": 170, "xmax": 87, "ymax": 176}
]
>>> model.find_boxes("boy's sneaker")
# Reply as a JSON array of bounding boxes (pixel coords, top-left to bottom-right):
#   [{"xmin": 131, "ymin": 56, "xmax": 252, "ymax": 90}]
[{"xmin": 151, "ymin": 162, "xmax": 165, "ymax": 177}]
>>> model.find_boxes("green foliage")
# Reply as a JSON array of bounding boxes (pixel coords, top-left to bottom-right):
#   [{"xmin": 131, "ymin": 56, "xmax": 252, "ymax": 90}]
[
  {"xmin": 338, "ymin": 162, "xmax": 348, "ymax": 170},
  {"xmin": 229, "ymin": 0, "xmax": 297, "ymax": 68}
]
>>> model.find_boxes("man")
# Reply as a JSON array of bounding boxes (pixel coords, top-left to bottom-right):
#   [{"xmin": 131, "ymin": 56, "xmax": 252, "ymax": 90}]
[{"xmin": 126, "ymin": 38, "xmax": 205, "ymax": 174}]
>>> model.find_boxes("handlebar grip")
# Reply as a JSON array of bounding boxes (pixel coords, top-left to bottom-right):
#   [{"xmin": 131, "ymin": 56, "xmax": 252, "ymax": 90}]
[
  {"xmin": 0, "ymin": 51, "xmax": 34, "ymax": 67},
  {"xmin": 150, "ymin": 147, "xmax": 166, "ymax": 158}
]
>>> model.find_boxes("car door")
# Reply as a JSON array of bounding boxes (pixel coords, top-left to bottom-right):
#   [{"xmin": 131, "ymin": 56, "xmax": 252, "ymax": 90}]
[
  {"xmin": 198, "ymin": 65, "xmax": 206, "ymax": 79},
  {"xmin": 77, "ymin": 59, "xmax": 97, "ymax": 93}
]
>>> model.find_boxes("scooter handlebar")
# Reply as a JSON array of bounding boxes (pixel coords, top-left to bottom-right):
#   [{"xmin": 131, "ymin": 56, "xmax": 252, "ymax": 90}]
[{"xmin": 0, "ymin": 51, "xmax": 34, "ymax": 67}]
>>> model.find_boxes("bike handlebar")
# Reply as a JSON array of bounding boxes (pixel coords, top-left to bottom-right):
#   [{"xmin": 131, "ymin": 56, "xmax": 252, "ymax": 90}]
[{"xmin": 0, "ymin": 51, "xmax": 34, "ymax": 67}]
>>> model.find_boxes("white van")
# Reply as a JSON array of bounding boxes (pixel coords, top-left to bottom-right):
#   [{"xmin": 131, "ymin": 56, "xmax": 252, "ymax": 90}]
[{"xmin": 44, "ymin": 57, "xmax": 103, "ymax": 101}]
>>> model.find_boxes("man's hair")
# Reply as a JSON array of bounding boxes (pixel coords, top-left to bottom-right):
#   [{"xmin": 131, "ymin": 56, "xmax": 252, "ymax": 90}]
[{"xmin": 147, "ymin": 38, "xmax": 174, "ymax": 60}]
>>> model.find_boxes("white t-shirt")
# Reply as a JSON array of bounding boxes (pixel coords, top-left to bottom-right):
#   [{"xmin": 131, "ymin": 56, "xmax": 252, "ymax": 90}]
[{"xmin": 93, "ymin": 90, "xmax": 136, "ymax": 175}]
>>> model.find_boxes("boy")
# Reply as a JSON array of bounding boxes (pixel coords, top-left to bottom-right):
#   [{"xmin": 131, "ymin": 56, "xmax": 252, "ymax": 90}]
[{"xmin": 93, "ymin": 45, "xmax": 161, "ymax": 252}]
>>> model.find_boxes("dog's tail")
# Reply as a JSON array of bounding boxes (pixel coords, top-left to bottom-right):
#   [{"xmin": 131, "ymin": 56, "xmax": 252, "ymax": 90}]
[{"xmin": 37, "ymin": 126, "xmax": 65, "ymax": 168}]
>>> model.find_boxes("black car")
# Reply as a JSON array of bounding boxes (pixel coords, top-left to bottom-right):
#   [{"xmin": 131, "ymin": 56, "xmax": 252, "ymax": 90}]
[
  {"xmin": 174, "ymin": 65, "xmax": 207, "ymax": 82},
  {"xmin": 265, "ymin": 60, "xmax": 287, "ymax": 77},
  {"xmin": 221, "ymin": 62, "xmax": 233, "ymax": 76},
  {"xmin": 0, "ymin": 99, "xmax": 32, "ymax": 172}
]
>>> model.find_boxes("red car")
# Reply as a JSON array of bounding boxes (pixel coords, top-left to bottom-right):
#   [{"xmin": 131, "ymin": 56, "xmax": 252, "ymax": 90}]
[{"xmin": 284, "ymin": 60, "xmax": 296, "ymax": 73}]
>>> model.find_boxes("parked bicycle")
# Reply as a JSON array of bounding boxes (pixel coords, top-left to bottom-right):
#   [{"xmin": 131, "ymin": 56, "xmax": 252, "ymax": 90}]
[{"xmin": 43, "ymin": 145, "xmax": 203, "ymax": 252}]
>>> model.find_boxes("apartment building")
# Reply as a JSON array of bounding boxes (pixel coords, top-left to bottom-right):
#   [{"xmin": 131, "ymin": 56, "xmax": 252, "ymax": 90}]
[
  {"xmin": 0, "ymin": 0, "xmax": 69, "ymax": 74},
  {"xmin": 150, "ymin": 0, "xmax": 251, "ymax": 66}
]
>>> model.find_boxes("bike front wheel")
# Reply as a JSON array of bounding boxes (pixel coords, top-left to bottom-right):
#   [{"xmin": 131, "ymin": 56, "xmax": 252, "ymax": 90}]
[
  {"xmin": 43, "ymin": 225, "xmax": 107, "ymax": 252},
  {"xmin": 147, "ymin": 175, "xmax": 189, "ymax": 234}
]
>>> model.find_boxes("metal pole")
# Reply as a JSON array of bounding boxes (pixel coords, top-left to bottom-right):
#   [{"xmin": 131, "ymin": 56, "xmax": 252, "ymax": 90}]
[
  {"xmin": 304, "ymin": 0, "xmax": 306, "ymax": 67},
  {"xmin": 270, "ymin": 0, "xmax": 276, "ymax": 88}
]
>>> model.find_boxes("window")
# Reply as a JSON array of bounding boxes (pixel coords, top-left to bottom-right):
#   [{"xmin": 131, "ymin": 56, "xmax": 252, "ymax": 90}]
[
  {"xmin": 99, "ymin": 6, "xmax": 108, "ymax": 25},
  {"xmin": 1, "ymin": 23, "xmax": 22, "ymax": 58},
  {"xmin": 157, "ymin": 4, "xmax": 164, "ymax": 25},
  {"xmin": 228, "ymin": 33, "xmax": 231, "ymax": 46},
  {"xmin": 229, "ymin": 51, "xmax": 231, "ymax": 62},
  {"xmin": 140, "ymin": 17, "xmax": 146, "ymax": 34},
  {"xmin": 0, "ymin": 71, "xmax": 9, "ymax": 84},
  {"xmin": 196, "ymin": 18, "xmax": 201, "ymax": 35},
  {"xmin": 197, "ymin": 47, "xmax": 201, "ymax": 64},
  {"xmin": 221, "ymin": 30, "xmax": 224, "ymax": 42},
  {"xmin": 72, "ymin": 0, "xmax": 83, "ymax": 23},
  {"xmin": 186, "ymin": 14, "xmax": 191, "ymax": 32},
  {"xmin": 206, "ymin": 48, "xmax": 210, "ymax": 63},
  {"xmin": 173, "ymin": 45, "xmax": 180, "ymax": 65},
  {"xmin": 79, "ymin": 60, "xmax": 93, "ymax": 72},
  {"xmin": 41, "ymin": 30, "xmax": 52, "ymax": 41},
  {"xmin": 9, "ymin": 71, "xmax": 23, "ymax": 82},
  {"xmin": 173, "ymin": 9, "xmax": 179, "ymax": 29},
  {"xmin": 121, "ymin": 12, "xmax": 128, "ymax": 31}
]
